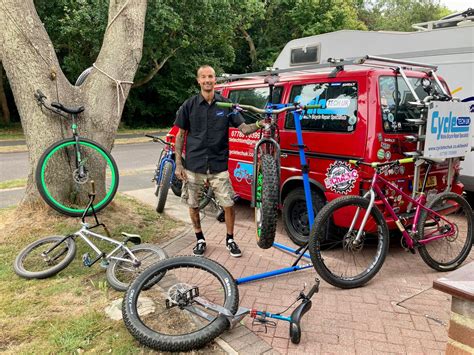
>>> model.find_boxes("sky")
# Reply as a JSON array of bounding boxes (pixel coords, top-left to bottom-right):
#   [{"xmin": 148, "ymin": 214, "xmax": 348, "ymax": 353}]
[{"xmin": 439, "ymin": 0, "xmax": 472, "ymax": 11}]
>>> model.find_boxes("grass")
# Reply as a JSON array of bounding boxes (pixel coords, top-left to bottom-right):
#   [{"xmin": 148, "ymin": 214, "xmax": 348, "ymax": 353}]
[
  {"xmin": 0, "ymin": 178, "xmax": 27, "ymax": 190},
  {"xmin": 0, "ymin": 196, "xmax": 224, "ymax": 354}
]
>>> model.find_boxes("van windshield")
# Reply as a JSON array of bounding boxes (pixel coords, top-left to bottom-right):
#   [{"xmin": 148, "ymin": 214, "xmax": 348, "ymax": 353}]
[
  {"xmin": 228, "ymin": 87, "xmax": 283, "ymax": 124},
  {"xmin": 379, "ymin": 76, "xmax": 444, "ymax": 133}
]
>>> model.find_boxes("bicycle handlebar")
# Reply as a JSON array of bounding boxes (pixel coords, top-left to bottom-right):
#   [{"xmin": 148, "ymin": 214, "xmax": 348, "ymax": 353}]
[
  {"xmin": 349, "ymin": 157, "xmax": 414, "ymax": 168},
  {"xmin": 145, "ymin": 134, "xmax": 171, "ymax": 146},
  {"xmin": 217, "ymin": 102, "xmax": 322, "ymax": 114}
]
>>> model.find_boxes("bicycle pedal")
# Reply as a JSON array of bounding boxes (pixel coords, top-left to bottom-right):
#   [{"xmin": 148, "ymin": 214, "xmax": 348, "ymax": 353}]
[{"xmin": 82, "ymin": 253, "xmax": 92, "ymax": 267}]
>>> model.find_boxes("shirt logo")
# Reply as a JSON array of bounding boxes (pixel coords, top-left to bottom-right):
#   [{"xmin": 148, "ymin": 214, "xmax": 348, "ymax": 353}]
[{"xmin": 216, "ymin": 109, "xmax": 225, "ymax": 117}]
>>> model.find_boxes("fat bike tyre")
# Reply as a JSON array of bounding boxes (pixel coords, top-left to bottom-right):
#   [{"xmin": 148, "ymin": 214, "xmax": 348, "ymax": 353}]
[
  {"xmin": 106, "ymin": 244, "xmax": 168, "ymax": 292},
  {"xmin": 255, "ymin": 154, "xmax": 279, "ymax": 249},
  {"xmin": 309, "ymin": 196, "xmax": 389, "ymax": 289},
  {"xmin": 36, "ymin": 138, "xmax": 119, "ymax": 217},
  {"xmin": 122, "ymin": 256, "xmax": 239, "ymax": 352},
  {"xmin": 417, "ymin": 192, "xmax": 473, "ymax": 271},
  {"xmin": 13, "ymin": 236, "xmax": 76, "ymax": 279},
  {"xmin": 156, "ymin": 161, "xmax": 173, "ymax": 213}
]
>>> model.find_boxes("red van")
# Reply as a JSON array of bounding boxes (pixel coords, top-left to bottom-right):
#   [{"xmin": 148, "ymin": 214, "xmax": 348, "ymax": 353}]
[{"xmin": 169, "ymin": 64, "xmax": 463, "ymax": 246}]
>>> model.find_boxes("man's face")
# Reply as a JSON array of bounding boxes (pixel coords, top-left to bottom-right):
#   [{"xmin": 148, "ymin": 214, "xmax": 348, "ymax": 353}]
[{"xmin": 197, "ymin": 67, "xmax": 216, "ymax": 93}]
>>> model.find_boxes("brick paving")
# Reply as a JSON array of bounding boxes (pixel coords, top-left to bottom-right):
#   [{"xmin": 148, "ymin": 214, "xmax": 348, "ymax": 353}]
[{"xmin": 130, "ymin": 190, "xmax": 474, "ymax": 354}]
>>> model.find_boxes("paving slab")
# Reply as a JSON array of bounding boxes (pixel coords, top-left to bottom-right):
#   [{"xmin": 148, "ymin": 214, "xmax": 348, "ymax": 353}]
[{"xmin": 129, "ymin": 187, "xmax": 474, "ymax": 354}]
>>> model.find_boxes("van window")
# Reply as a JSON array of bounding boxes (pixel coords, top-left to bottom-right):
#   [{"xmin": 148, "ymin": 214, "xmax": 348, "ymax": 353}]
[
  {"xmin": 290, "ymin": 45, "xmax": 320, "ymax": 66},
  {"xmin": 379, "ymin": 76, "xmax": 443, "ymax": 133},
  {"xmin": 228, "ymin": 87, "xmax": 283, "ymax": 124},
  {"xmin": 285, "ymin": 82, "xmax": 358, "ymax": 132}
]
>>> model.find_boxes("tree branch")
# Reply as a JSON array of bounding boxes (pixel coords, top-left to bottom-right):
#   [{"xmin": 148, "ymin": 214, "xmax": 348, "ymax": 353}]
[
  {"xmin": 239, "ymin": 27, "xmax": 257, "ymax": 65},
  {"xmin": 132, "ymin": 48, "xmax": 179, "ymax": 88}
]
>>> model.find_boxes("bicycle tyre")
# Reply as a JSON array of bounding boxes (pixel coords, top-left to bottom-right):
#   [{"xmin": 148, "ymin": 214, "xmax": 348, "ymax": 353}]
[
  {"xmin": 199, "ymin": 185, "xmax": 214, "ymax": 210},
  {"xmin": 170, "ymin": 174, "xmax": 182, "ymax": 196},
  {"xmin": 255, "ymin": 154, "xmax": 279, "ymax": 249},
  {"xmin": 13, "ymin": 236, "xmax": 76, "ymax": 279},
  {"xmin": 309, "ymin": 196, "xmax": 389, "ymax": 289},
  {"xmin": 417, "ymin": 192, "xmax": 473, "ymax": 271},
  {"xmin": 122, "ymin": 256, "xmax": 239, "ymax": 352},
  {"xmin": 36, "ymin": 138, "xmax": 119, "ymax": 217},
  {"xmin": 156, "ymin": 161, "xmax": 173, "ymax": 213},
  {"xmin": 106, "ymin": 244, "xmax": 168, "ymax": 292}
]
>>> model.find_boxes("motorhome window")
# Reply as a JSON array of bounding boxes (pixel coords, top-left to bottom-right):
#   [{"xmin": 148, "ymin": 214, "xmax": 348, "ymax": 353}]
[
  {"xmin": 228, "ymin": 87, "xmax": 283, "ymax": 124},
  {"xmin": 285, "ymin": 82, "xmax": 358, "ymax": 132},
  {"xmin": 379, "ymin": 76, "xmax": 444, "ymax": 133},
  {"xmin": 290, "ymin": 45, "xmax": 320, "ymax": 65}
]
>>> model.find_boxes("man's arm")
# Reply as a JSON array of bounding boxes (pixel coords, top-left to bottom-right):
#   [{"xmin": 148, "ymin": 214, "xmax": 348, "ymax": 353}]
[
  {"xmin": 238, "ymin": 120, "xmax": 265, "ymax": 136},
  {"xmin": 174, "ymin": 128, "xmax": 187, "ymax": 181}
]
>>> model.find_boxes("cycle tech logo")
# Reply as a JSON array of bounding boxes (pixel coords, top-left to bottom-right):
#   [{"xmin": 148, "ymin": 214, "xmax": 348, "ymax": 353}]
[
  {"xmin": 430, "ymin": 111, "xmax": 470, "ymax": 140},
  {"xmin": 324, "ymin": 161, "xmax": 359, "ymax": 194}
]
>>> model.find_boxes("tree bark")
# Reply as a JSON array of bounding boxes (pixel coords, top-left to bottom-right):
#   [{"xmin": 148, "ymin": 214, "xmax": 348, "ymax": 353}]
[
  {"xmin": 0, "ymin": 61, "xmax": 10, "ymax": 125},
  {"xmin": 240, "ymin": 27, "xmax": 257, "ymax": 66},
  {"xmin": 0, "ymin": 0, "xmax": 147, "ymax": 207}
]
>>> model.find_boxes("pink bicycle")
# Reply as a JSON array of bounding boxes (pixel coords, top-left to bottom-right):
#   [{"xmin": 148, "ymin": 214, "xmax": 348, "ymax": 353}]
[{"xmin": 308, "ymin": 157, "xmax": 473, "ymax": 289}]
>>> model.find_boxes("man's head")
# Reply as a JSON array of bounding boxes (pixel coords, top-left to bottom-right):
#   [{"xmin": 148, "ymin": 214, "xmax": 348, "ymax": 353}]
[{"xmin": 197, "ymin": 65, "xmax": 216, "ymax": 94}]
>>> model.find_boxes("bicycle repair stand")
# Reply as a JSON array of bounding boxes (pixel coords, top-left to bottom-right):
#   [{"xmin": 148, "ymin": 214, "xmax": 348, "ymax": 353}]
[{"xmin": 236, "ymin": 99, "xmax": 315, "ymax": 286}]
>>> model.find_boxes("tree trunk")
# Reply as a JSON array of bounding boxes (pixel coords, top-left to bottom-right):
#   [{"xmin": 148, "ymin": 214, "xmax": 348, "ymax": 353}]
[
  {"xmin": 240, "ymin": 27, "xmax": 257, "ymax": 66},
  {"xmin": 0, "ymin": 61, "xmax": 10, "ymax": 125},
  {"xmin": 0, "ymin": 0, "xmax": 147, "ymax": 208}
]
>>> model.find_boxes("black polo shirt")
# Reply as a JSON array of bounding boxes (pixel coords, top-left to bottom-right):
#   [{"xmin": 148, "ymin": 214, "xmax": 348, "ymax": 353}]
[{"xmin": 174, "ymin": 93, "xmax": 244, "ymax": 174}]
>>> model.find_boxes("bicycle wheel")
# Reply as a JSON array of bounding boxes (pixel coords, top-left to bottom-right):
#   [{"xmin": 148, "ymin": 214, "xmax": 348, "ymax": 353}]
[
  {"xmin": 122, "ymin": 256, "xmax": 239, "ymax": 352},
  {"xmin": 309, "ymin": 196, "xmax": 389, "ymax": 289},
  {"xmin": 170, "ymin": 174, "xmax": 182, "ymax": 196},
  {"xmin": 13, "ymin": 236, "xmax": 76, "ymax": 279},
  {"xmin": 36, "ymin": 138, "xmax": 119, "ymax": 217},
  {"xmin": 106, "ymin": 244, "xmax": 168, "ymax": 292},
  {"xmin": 199, "ymin": 185, "xmax": 213, "ymax": 210},
  {"xmin": 255, "ymin": 154, "xmax": 279, "ymax": 249},
  {"xmin": 417, "ymin": 192, "xmax": 473, "ymax": 271},
  {"xmin": 156, "ymin": 161, "xmax": 173, "ymax": 213}
]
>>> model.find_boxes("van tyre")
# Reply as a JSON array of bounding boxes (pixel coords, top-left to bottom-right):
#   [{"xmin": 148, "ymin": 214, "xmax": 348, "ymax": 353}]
[
  {"xmin": 283, "ymin": 187, "xmax": 325, "ymax": 246},
  {"xmin": 156, "ymin": 161, "xmax": 173, "ymax": 213},
  {"xmin": 255, "ymin": 154, "xmax": 279, "ymax": 249}
]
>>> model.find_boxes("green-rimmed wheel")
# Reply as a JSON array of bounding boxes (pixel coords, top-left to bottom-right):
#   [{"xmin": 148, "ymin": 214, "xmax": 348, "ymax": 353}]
[
  {"xmin": 255, "ymin": 154, "xmax": 279, "ymax": 249},
  {"xmin": 36, "ymin": 138, "xmax": 119, "ymax": 217}
]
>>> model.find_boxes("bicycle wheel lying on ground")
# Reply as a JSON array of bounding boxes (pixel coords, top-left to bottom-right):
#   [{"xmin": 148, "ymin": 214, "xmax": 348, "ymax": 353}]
[
  {"xmin": 36, "ymin": 138, "xmax": 119, "ymax": 217},
  {"xmin": 14, "ymin": 236, "xmax": 77, "ymax": 279},
  {"xmin": 106, "ymin": 244, "xmax": 168, "ymax": 292},
  {"xmin": 417, "ymin": 192, "xmax": 473, "ymax": 271},
  {"xmin": 309, "ymin": 196, "xmax": 389, "ymax": 289},
  {"xmin": 255, "ymin": 154, "xmax": 279, "ymax": 249},
  {"xmin": 123, "ymin": 256, "xmax": 239, "ymax": 352},
  {"xmin": 156, "ymin": 161, "xmax": 173, "ymax": 213}
]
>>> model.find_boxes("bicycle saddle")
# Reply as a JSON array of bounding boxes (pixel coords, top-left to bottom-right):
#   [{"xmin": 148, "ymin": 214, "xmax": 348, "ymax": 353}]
[{"xmin": 51, "ymin": 102, "xmax": 85, "ymax": 115}]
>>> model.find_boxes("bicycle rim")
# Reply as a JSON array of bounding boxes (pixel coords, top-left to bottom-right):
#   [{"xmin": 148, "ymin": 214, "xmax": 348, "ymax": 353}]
[
  {"xmin": 418, "ymin": 193, "xmax": 473, "ymax": 270},
  {"xmin": 123, "ymin": 257, "xmax": 239, "ymax": 352},
  {"xmin": 37, "ymin": 139, "xmax": 118, "ymax": 216},
  {"xmin": 310, "ymin": 196, "xmax": 389, "ymax": 288}
]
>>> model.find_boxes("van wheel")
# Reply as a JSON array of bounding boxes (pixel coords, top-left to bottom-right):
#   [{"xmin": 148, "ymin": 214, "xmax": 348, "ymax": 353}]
[{"xmin": 283, "ymin": 187, "xmax": 324, "ymax": 246}]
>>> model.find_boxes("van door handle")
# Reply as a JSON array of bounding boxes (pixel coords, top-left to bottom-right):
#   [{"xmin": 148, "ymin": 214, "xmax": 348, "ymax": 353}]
[{"xmin": 281, "ymin": 154, "xmax": 288, "ymax": 158}]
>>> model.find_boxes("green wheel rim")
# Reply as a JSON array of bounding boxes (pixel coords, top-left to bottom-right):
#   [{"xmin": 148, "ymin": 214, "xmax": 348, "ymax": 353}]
[{"xmin": 40, "ymin": 141, "xmax": 117, "ymax": 214}]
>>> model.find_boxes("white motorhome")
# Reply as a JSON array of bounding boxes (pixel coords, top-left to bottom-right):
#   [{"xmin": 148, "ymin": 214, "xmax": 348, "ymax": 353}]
[{"xmin": 273, "ymin": 9, "xmax": 474, "ymax": 196}]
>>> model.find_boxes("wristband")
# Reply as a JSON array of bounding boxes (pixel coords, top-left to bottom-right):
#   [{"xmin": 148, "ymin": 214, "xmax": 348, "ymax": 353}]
[{"xmin": 256, "ymin": 120, "xmax": 261, "ymax": 128}]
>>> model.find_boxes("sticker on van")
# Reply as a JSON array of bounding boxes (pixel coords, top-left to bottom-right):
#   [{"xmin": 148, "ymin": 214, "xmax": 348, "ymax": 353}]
[{"xmin": 324, "ymin": 161, "xmax": 359, "ymax": 194}]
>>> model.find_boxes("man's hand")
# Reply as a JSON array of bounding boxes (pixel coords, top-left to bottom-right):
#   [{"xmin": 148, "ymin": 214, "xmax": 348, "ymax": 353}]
[{"xmin": 175, "ymin": 164, "xmax": 187, "ymax": 181}]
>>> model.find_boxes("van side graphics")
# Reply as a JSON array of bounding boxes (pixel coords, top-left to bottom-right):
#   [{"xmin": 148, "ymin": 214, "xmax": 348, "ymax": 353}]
[{"xmin": 324, "ymin": 161, "xmax": 359, "ymax": 194}]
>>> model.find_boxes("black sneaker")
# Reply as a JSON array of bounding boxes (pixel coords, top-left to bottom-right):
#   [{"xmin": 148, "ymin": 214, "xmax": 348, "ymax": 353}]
[
  {"xmin": 226, "ymin": 239, "xmax": 242, "ymax": 257},
  {"xmin": 193, "ymin": 240, "xmax": 206, "ymax": 256}
]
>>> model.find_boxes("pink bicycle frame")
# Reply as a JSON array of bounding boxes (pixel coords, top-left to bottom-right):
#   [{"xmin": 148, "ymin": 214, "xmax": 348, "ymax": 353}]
[{"xmin": 358, "ymin": 169, "xmax": 457, "ymax": 249}]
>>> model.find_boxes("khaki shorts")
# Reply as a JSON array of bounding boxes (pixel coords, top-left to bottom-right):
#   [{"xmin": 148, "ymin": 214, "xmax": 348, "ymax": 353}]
[{"xmin": 181, "ymin": 170, "xmax": 235, "ymax": 208}]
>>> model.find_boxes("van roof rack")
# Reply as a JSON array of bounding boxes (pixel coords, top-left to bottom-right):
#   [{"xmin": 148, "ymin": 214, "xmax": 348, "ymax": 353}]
[{"xmin": 218, "ymin": 55, "xmax": 438, "ymax": 82}]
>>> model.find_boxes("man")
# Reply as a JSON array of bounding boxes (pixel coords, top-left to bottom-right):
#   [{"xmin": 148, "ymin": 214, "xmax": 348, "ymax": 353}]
[{"xmin": 174, "ymin": 65, "xmax": 264, "ymax": 257}]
